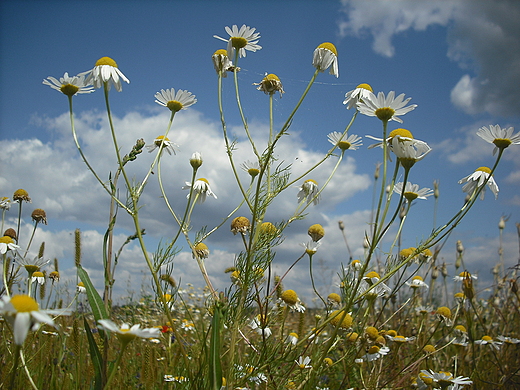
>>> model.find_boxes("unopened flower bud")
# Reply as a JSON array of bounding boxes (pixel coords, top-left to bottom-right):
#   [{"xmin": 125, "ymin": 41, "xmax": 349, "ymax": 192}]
[
  {"xmin": 338, "ymin": 221, "xmax": 345, "ymax": 231},
  {"xmin": 441, "ymin": 262, "xmax": 448, "ymax": 278},
  {"xmin": 499, "ymin": 215, "xmax": 506, "ymax": 230},
  {"xmin": 190, "ymin": 152, "xmax": 203, "ymax": 169},
  {"xmin": 433, "ymin": 180, "xmax": 439, "ymax": 199},
  {"xmin": 431, "ymin": 266, "xmax": 439, "ymax": 280},
  {"xmin": 456, "ymin": 240, "xmax": 464, "ymax": 254}
]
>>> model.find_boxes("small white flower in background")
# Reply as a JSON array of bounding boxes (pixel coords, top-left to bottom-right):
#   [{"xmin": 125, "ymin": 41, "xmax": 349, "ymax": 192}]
[
  {"xmin": 0, "ymin": 294, "xmax": 68, "ymax": 345},
  {"xmin": 16, "ymin": 255, "xmax": 50, "ymax": 275},
  {"xmin": 420, "ymin": 370, "xmax": 473, "ymax": 387},
  {"xmin": 0, "ymin": 197, "xmax": 11, "ymax": 210},
  {"xmin": 327, "ymin": 132, "xmax": 363, "ymax": 151},
  {"xmin": 241, "ymin": 160, "xmax": 260, "ymax": 178},
  {"xmin": 81, "ymin": 56, "xmax": 129, "ymax": 92},
  {"xmin": 146, "ymin": 135, "xmax": 179, "ymax": 155},
  {"xmin": 77, "ymin": 282, "xmax": 86, "ymax": 293},
  {"xmin": 393, "ymin": 182, "xmax": 433, "ymax": 202},
  {"xmin": 182, "ymin": 178, "xmax": 217, "ymax": 203},
  {"xmin": 386, "ymin": 334, "xmax": 416, "ymax": 343},
  {"xmin": 250, "ymin": 314, "xmax": 272, "ymax": 338},
  {"xmin": 286, "ymin": 332, "xmax": 299, "ymax": 345},
  {"xmin": 295, "ymin": 356, "xmax": 312, "ymax": 369},
  {"xmin": 405, "ymin": 275, "xmax": 429, "ymax": 289},
  {"xmin": 474, "ymin": 335, "xmax": 503, "ymax": 350},
  {"xmin": 458, "ymin": 166, "xmax": 499, "ymax": 200},
  {"xmin": 360, "ymin": 345, "xmax": 390, "ymax": 362},
  {"xmin": 43, "ymin": 72, "xmax": 95, "ymax": 96},
  {"xmin": 97, "ymin": 319, "xmax": 161, "ymax": 345},
  {"xmin": 313, "ymin": 42, "xmax": 339, "ymax": 77},
  {"xmin": 155, "ymin": 88, "xmax": 197, "ymax": 112},
  {"xmin": 477, "ymin": 124, "xmax": 520, "ymax": 154},
  {"xmin": 297, "ymin": 179, "xmax": 320, "ymax": 205},
  {"xmin": 497, "ymin": 335, "xmax": 520, "ymax": 344},
  {"xmin": 0, "ymin": 235, "xmax": 20, "ymax": 254},
  {"xmin": 31, "ymin": 271, "xmax": 45, "ymax": 285},
  {"xmin": 344, "ymin": 83, "xmax": 373, "ymax": 109},
  {"xmin": 453, "ymin": 271, "xmax": 477, "ymax": 282},
  {"xmin": 357, "ymin": 91, "xmax": 417, "ymax": 123},
  {"xmin": 301, "ymin": 240, "xmax": 321, "ymax": 256},
  {"xmin": 214, "ymin": 24, "xmax": 261, "ymax": 59}
]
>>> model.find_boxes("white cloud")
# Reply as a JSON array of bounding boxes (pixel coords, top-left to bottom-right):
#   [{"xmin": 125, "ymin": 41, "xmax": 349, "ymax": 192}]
[{"xmin": 338, "ymin": 0, "xmax": 520, "ymax": 116}]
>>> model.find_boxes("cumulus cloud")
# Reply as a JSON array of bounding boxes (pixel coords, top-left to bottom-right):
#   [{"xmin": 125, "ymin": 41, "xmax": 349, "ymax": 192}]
[
  {"xmin": 338, "ymin": 0, "xmax": 520, "ymax": 116},
  {"xmin": 1, "ymin": 107, "xmax": 372, "ymax": 303}
]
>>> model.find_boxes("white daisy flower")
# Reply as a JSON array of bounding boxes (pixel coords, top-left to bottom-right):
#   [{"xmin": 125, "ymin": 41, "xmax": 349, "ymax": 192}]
[
  {"xmin": 182, "ymin": 178, "xmax": 217, "ymax": 203},
  {"xmin": 16, "ymin": 255, "xmax": 50, "ymax": 275},
  {"xmin": 458, "ymin": 167, "xmax": 499, "ymax": 200},
  {"xmin": 405, "ymin": 275, "xmax": 429, "ymax": 289},
  {"xmin": 155, "ymin": 88, "xmax": 197, "ymax": 112},
  {"xmin": 391, "ymin": 135, "xmax": 431, "ymax": 169},
  {"xmin": 360, "ymin": 345, "xmax": 390, "ymax": 362},
  {"xmin": 254, "ymin": 73, "xmax": 284, "ymax": 97},
  {"xmin": 97, "ymin": 319, "xmax": 161, "ymax": 345},
  {"xmin": 497, "ymin": 335, "xmax": 520, "ymax": 344},
  {"xmin": 420, "ymin": 370, "xmax": 473, "ymax": 387},
  {"xmin": 43, "ymin": 72, "xmax": 94, "ymax": 96},
  {"xmin": 0, "ymin": 236, "xmax": 20, "ymax": 254},
  {"xmin": 297, "ymin": 179, "xmax": 320, "ymax": 205},
  {"xmin": 357, "ymin": 91, "xmax": 417, "ymax": 123},
  {"xmin": 77, "ymin": 282, "xmax": 86, "ymax": 293},
  {"xmin": 477, "ymin": 124, "xmax": 520, "ymax": 154},
  {"xmin": 31, "ymin": 271, "xmax": 45, "ymax": 285},
  {"xmin": 295, "ymin": 356, "xmax": 312, "ymax": 369},
  {"xmin": 453, "ymin": 271, "xmax": 477, "ymax": 282},
  {"xmin": 286, "ymin": 332, "xmax": 299, "ymax": 345},
  {"xmin": 214, "ymin": 24, "xmax": 261, "ymax": 59},
  {"xmin": 241, "ymin": 160, "xmax": 260, "ymax": 178},
  {"xmin": 0, "ymin": 197, "xmax": 11, "ymax": 210},
  {"xmin": 343, "ymin": 83, "xmax": 373, "ymax": 109},
  {"xmin": 386, "ymin": 334, "xmax": 416, "ymax": 343},
  {"xmin": 313, "ymin": 42, "xmax": 339, "ymax": 77},
  {"xmin": 327, "ymin": 132, "xmax": 363, "ymax": 151},
  {"xmin": 475, "ymin": 335, "xmax": 502, "ymax": 350},
  {"xmin": 81, "ymin": 56, "xmax": 129, "ymax": 92},
  {"xmin": 146, "ymin": 135, "xmax": 179, "ymax": 155},
  {"xmin": 250, "ymin": 315, "xmax": 272, "ymax": 338},
  {"xmin": 212, "ymin": 49, "xmax": 235, "ymax": 77},
  {"xmin": 393, "ymin": 182, "xmax": 433, "ymax": 202},
  {"xmin": 0, "ymin": 294, "xmax": 59, "ymax": 345},
  {"xmin": 301, "ymin": 240, "xmax": 321, "ymax": 256}
]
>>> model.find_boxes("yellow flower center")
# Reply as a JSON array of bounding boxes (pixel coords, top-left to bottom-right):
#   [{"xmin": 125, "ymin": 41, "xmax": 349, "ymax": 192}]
[
  {"xmin": 308, "ymin": 224, "xmax": 325, "ymax": 241},
  {"xmin": 95, "ymin": 56, "xmax": 118, "ymax": 67},
  {"xmin": 154, "ymin": 135, "xmax": 170, "ymax": 146},
  {"xmin": 421, "ymin": 248, "xmax": 432, "ymax": 257},
  {"xmin": 11, "ymin": 294, "xmax": 39, "ymax": 312},
  {"xmin": 367, "ymin": 345, "xmax": 380, "ymax": 354},
  {"xmin": 329, "ymin": 310, "xmax": 352, "ymax": 329},
  {"xmin": 394, "ymin": 335, "xmax": 407, "ymax": 342},
  {"xmin": 60, "ymin": 84, "xmax": 80, "ymax": 97},
  {"xmin": 404, "ymin": 192, "xmax": 418, "ymax": 201},
  {"xmin": 24, "ymin": 265, "xmax": 39, "ymax": 275},
  {"xmin": 167, "ymin": 100, "xmax": 183, "ymax": 112},
  {"xmin": 0, "ymin": 236, "xmax": 14, "ymax": 245},
  {"xmin": 413, "ymin": 275, "xmax": 424, "ymax": 281},
  {"xmin": 346, "ymin": 332, "xmax": 359, "ymax": 342},
  {"xmin": 260, "ymin": 222, "xmax": 277, "ymax": 235},
  {"xmin": 197, "ymin": 178, "xmax": 210, "ymax": 185},
  {"xmin": 436, "ymin": 306, "xmax": 451, "ymax": 318},
  {"xmin": 375, "ymin": 107, "xmax": 395, "ymax": 122},
  {"xmin": 476, "ymin": 166, "xmax": 491, "ymax": 174},
  {"xmin": 327, "ymin": 293, "xmax": 341, "ymax": 304},
  {"xmin": 493, "ymin": 138, "xmax": 512, "ymax": 149},
  {"xmin": 399, "ymin": 247, "xmax": 414, "ymax": 259},
  {"xmin": 231, "ymin": 37, "xmax": 248, "ymax": 49},
  {"xmin": 305, "ymin": 179, "xmax": 317, "ymax": 185},
  {"xmin": 248, "ymin": 168, "xmax": 260, "ymax": 177},
  {"xmin": 365, "ymin": 271, "xmax": 380, "ymax": 279},
  {"xmin": 423, "ymin": 344, "xmax": 436, "ymax": 353},
  {"xmin": 317, "ymin": 42, "xmax": 338, "ymax": 56},
  {"xmin": 365, "ymin": 326, "xmax": 379, "ymax": 339},
  {"xmin": 213, "ymin": 49, "xmax": 227, "ymax": 56},
  {"xmin": 324, "ymin": 357, "xmax": 333, "ymax": 366},
  {"xmin": 356, "ymin": 83, "xmax": 373, "ymax": 92},
  {"xmin": 163, "ymin": 294, "xmax": 172, "ymax": 301},
  {"xmin": 195, "ymin": 242, "xmax": 208, "ymax": 251},
  {"xmin": 289, "ymin": 332, "xmax": 298, "ymax": 339},
  {"xmin": 265, "ymin": 73, "xmax": 280, "ymax": 81},
  {"xmin": 389, "ymin": 128, "xmax": 414, "ymax": 140},
  {"xmin": 13, "ymin": 189, "xmax": 30, "ymax": 201},
  {"xmin": 455, "ymin": 325, "xmax": 467, "ymax": 333},
  {"xmin": 78, "ymin": 282, "xmax": 85, "ymax": 287},
  {"xmin": 337, "ymin": 140, "xmax": 352, "ymax": 150},
  {"xmin": 281, "ymin": 289, "xmax": 298, "ymax": 305},
  {"xmin": 482, "ymin": 335, "xmax": 492, "ymax": 341},
  {"xmin": 33, "ymin": 271, "xmax": 44, "ymax": 278}
]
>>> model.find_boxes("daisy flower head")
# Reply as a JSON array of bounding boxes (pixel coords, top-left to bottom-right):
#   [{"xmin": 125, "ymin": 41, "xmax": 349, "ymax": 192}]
[
  {"xmin": 313, "ymin": 42, "xmax": 339, "ymax": 77},
  {"xmin": 97, "ymin": 319, "xmax": 161, "ymax": 346},
  {"xmin": 295, "ymin": 356, "xmax": 312, "ymax": 369},
  {"xmin": 344, "ymin": 83, "xmax": 373, "ymax": 109},
  {"xmin": 0, "ymin": 235, "xmax": 20, "ymax": 254},
  {"xmin": 0, "ymin": 294, "xmax": 55, "ymax": 345},
  {"xmin": 31, "ymin": 208, "xmax": 47, "ymax": 225},
  {"xmin": 286, "ymin": 332, "xmax": 299, "ymax": 345},
  {"xmin": 146, "ymin": 135, "xmax": 179, "ymax": 155},
  {"xmin": 327, "ymin": 132, "xmax": 363, "ymax": 151},
  {"xmin": 497, "ymin": 335, "xmax": 520, "ymax": 344},
  {"xmin": 13, "ymin": 189, "xmax": 31, "ymax": 203},
  {"xmin": 231, "ymin": 216, "xmax": 251, "ymax": 235},
  {"xmin": 77, "ymin": 281, "xmax": 86, "ymax": 293},
  {"xmin": 308, "ymin": 223, "xmax": 325, "ymax": 242},
  {"xmin": 254, "ymin": 73, "xmax": 284, "ymax": 97},
  {"xmin": 155, "ymin": 88, "xmax": 197, "ymax": 112},
  {"xmin": 301, "ymin": 240, "xmax": 321, "ymax": 256},
  {"xmin": 250, "ymin": 314, "xmax": 272, "ymax": 338},
  {"xmin": 477, "ymin": 124, "xmax": 520, "ymax": 154},
  {"xmin": 357, "ymin": 91, "xmax": 417, "ymax": 123},
  {"xmin": 391, "ymin": 135, "xmax": 431, "ymax": 169},
  {"xmin": 0, "ymin": 197, "xmax": 11, "ymax": 210},
  {"xmin": 16, "ymin": 255, "xmax": 50, "ymax": 276},
  {"xmin": 297, "ymin": 179, "xmax": 320, "ymax": 205},
  {"xmin": 182, "ymin": 178, "xmax": 217, "ymax": 203},
  {"xmin": 241, "ymin": 160, "xmax": 260, "ymax": 178},
  {"xmin": 458, "ymin": 166, "xmax": 499, "ymax": 200},
  {"xmin": 193, "ymin": 242, "xmax": 210, "ymax": 259},
  {"xmin": 454, "ymin": 271, "xmax": 477, "ymax": 282},
  {"xmin": 214, "ymin": 24, "xmax": 261, "ymax": 59},
  {"xmin": 212, "ymin": 49, "xmax": 235, "ymax": 77},
  {"xmin": 386, "ymin": 334, "xmax": 416, "ymax": 343},
  {"xmin": 329, "ymin": 310, "xmax": 353, "ymax": 329},
  {"xmin": 31, "ymin": 271, "xmax": 45, "ymax": 285},
  {"xmin": 361, "ymin": 345, "xmax": 390, "ymax": 362},
  {"xmin": 280, "ymin": 289, "xmax": 306, "ymax": 313},
  {"xmin": 406, "ymin": 275, "xmax": 429, "ymax": 289},
  {"xmin": 43, "ymin": 72, "xmax": 95, "ymax": 97},
  {"xmin": 81, "ymin": 57, "xmax": 129, "ymax": 92},
  {"xmin": 420, "ymin": 370, "xmax": 473, "ymax": 388},
  {"xmin": 393, "ymin": 182, "xmax": 433, "ymax": 202},
  {"xmin": 475, "ymin": 335, "xmax": 502, "ymax": 350}
]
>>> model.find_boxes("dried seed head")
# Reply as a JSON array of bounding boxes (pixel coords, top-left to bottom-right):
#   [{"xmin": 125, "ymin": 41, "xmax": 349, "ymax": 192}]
[
  {"xmin": 31, "ymin": 208, "xmax": 47, "ymax": 224},
  {"xmin": 13, "ymin": 189, "xmax": 31, "ymax": 203}
]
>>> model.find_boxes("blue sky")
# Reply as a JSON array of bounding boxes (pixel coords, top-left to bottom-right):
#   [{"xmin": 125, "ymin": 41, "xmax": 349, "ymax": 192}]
[{"xmin": 1, "ymin": 0, "xmax": 519, "ymax": 303}]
